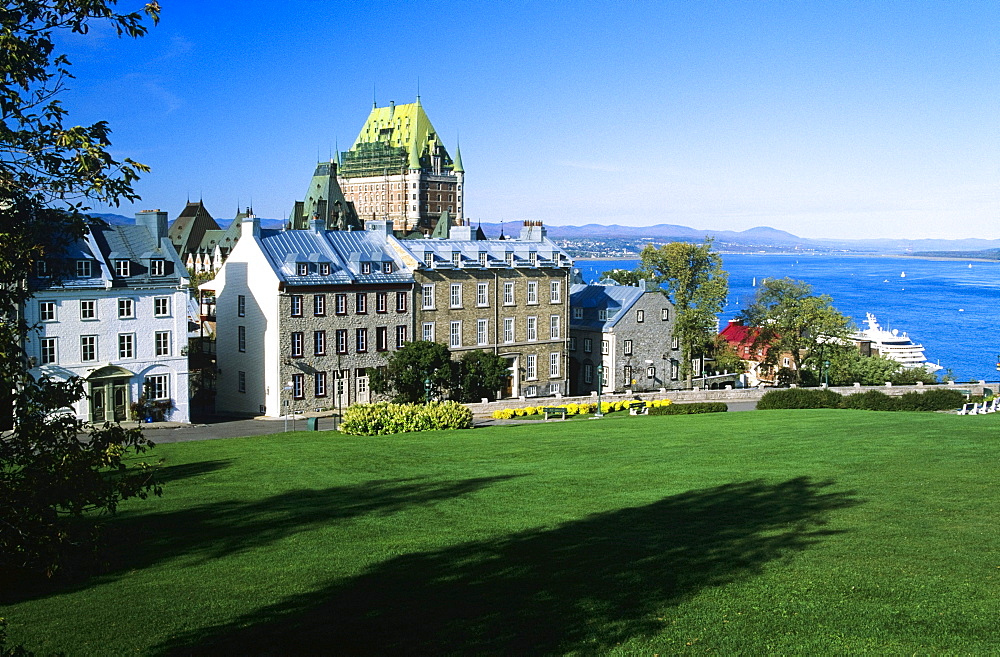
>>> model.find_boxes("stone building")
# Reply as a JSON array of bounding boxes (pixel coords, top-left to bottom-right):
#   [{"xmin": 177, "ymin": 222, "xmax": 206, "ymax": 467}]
[
  {"xmin": 24, "ymin": 211, "xmax": 191, "ymax": 423},
  {"xmin": 568, "ymin": 280, "xmax": 681, "ymax": 395},
  {"xmin": 207, "ymin": 218, "xmax": 414, "ymax": 417},
  {"xmin": 337, "ymin": 97, "xmax": 464, "ymax": 233},
  {"xmin": 393, "ymin": 221, "xmax": 573, "ymax": 398}
]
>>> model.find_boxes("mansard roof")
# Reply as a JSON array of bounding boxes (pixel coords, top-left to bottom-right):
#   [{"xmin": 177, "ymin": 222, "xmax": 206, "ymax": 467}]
[
  {"xmin": 570, "ymin": 282, "xmax": 647, "ymax": 331},
  {"xmin": 340, "ymin": 98, "xmax": 456, "ymax": 177}
]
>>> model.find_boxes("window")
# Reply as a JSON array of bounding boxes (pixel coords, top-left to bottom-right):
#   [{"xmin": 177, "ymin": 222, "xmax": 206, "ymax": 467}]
[
  {"xmin": 525, "ymin": 354, "xmax": 537, "ymax": 380},
  {"xmin": 624, "ymin": 340, "xmax": 633, "ymax": 356},
  {"xmin": 671, "ymin": 336, "xmax": 679, "ymax": 350},
  {"xmin": 423, "ymin": 322, "xmax": 435, "ymax": 342},
  {"xmin": 637, "ymin": 309, "xmax": 645, "ymax": 323},
  {"xmin": 624, "ymin": 365, "xmax": 633, "ymax": 386},
  {"xmin": 584, "ymin": 363, "xmax": 594, "ymax": 384},
  {"xmin": 290, "ymin": 295, "xmax": 303, "ymax": 317},
  {"xmin": 647, "ymin": 366, "xmax": 656, "ymax": 379},
  {"xmin": 573, "ymin": 307, "xmax": 583, "ymax": 319},
  {"xmin": 395, "ymin": 325, "xmax": 407, "ymax": 348},
  {"xmin": 450, "ymin": 284, "xmax": 462, "ymax": 308},
  {"xmin": 36, "ymin": 260, "xmax": 48, "ymax": 277},
  {"xmin": 238, "ymin": 326, "xmax": 246, "ymax": 352},
  {"xmin": 549, "ymin": 315, "xmax": 560, "ymax": 339},
  {"xmin": 529, "ymin": 251, "xmax": 537, "ymax": 267},
  {"xmin": 118, "ymin": 298, "xmax": 134, "ymax": 319},
  {"xmin": 783, "ymin": 356, "xmax": 791, "ymax": 367},
  {"xmin": 376, "ymin": 326, "xmax": 388, "ymax": 351},
  {"xmin": 527, "ymin": 281, "xmax": 538, "ymax": 304},
  {"xmin": 319, "ymin": 262, "xmax": 330, "ymax": 276},
  {"xmin": 297, "ymin": 263, "xmax": 308, "ymax": 276},
  {"xmin": 423, "ymin": 251, "xmax": 434, "ymax": 268},
  {"xmin": 80, "ymin": 299, "xmax": 96, "ymax": 320},
  {"xmin": 236, "ymin": 295, "xmax": 245, "ymax": 317},
  {"xmin": 81, "ymin": 335, "xmax": 97, "ymax": 362},
  {"xmin": 451, "ymin": 251, "xmax": 461, "ymax": 267},
  {"xmin": 549, "ymin": 352, "xmax": 560, "ymax": 377},
  {"xmin": 238, "ymin": 371, "xmax": 246, "ymax": 393},
  {"xmin": 356, "ymin": 328, "xmax": 368, "ymax": 353},
  {"xmin": 290, "ymin": 332, "xmax": 304, "ymax": 357},
  {"xmin": 396, "ymin": 292, "xmax": 407, "ymax": 312},
  {"xmin": 335, "ymin": 329, "xmax": 348, "ymax": 354},
  {"xmin": 569, "ymin": 337, "xmax": 577, "ymax": 351},
  {"xmin": 601, "ymin": 340, "xmax": 609, "ymax": 355},
  {"xmin": 292, "ymin": 373, "xmax": 304, "ymax": 399},
  {"xmin": 477, "ymin": 282, "xmax": 489, "ymax": 307},
  {"xmin": 383, "ymin": 261, "xmax": 393, "ymax": 274},
  {"xmin": 335, "ymin": 294, "xmax": 347, "ymax": 315},
  {"xmin": 315, "ymin": 371, "xmax": 327, "ymax": 397},
  {"xmin": 145, "ymin": 374, "xmax": 169, "ymax": 400},
  {"xmin": 503, "ymin": 318, "xmax": 514, "ymax": 343},
  {"xmin": 584, "ymin": 338, "xmax": 593, "ymax": 353},
  {"xmin": 115, "ymin": 260, "xmax": 130, "ymax": 277},
  {"xmin": 601, "ymin": 366, "xmax": 609, "ymax": 387},
  {"xmin": 376, "ymin": 292, "xmax": 387, "ymax": 313},
  {"xmin": 526, "ymin": 316, "xmax": 537, "ymax": 341},
  {"xmin": 671, "ymin": 360, "xmax": 679, "ymax": 381},
  {"xmin": 598, "ymin": 309, "xmax": 608, "ymax": 321},
  {"xmin": 118, "ymin": 333, "xmax": 134, "ymax": 359},
  {"xmin": 38, "ymin": 301, "xmax": 55, "ymax": 322},
  {"xmin": 40, "ymin": 338, "xmax": 57, "ymax": 365},
  {"xmin": 661, "ymin": 308, "xmax": 670, "ymax": 321},
  {"xmin": 477, "ymin": 319, "xmax": 488, "ymax": 345},
  {"xmin": 362, "ymin": 262, "xmax": 371, "ymax": 275},
  {"xmin": 422, "ymin": 284, "xmax": 435, "ymax": 309},
  {"xmin": 154, "ymin": 331, "xmax": 171, "ymax": 357},
  {"xmin": 478, "ymin": 252, "xmax": 488, "ymax": 267},
  {"xmin": 76, "ymin": 260, "xmax": 92, "ymax": 278},
  {"xmin": 314, "ymin": 294, "xmax": 326, "ymax": 316},
  {"xmin": 503, "ymin": 282, "xmax": 515, "ymax": 305},
  {"xmin": 356, "ymin": 293, "xmax": 367, "ymax": 314},
  {"xmin": 450, "ymin": 321, "xmax": 461, "ymax": 348},
  {"xmin": 505, "ymin": 251, "xmax": 514, "ymax": 266},
  {"xmin": 314, "ymin": 330, "xmax": 326, "ymax": 356},
  {"xmin": 150, "ymin": 259, "xmax": 165, "ymax": 276}
]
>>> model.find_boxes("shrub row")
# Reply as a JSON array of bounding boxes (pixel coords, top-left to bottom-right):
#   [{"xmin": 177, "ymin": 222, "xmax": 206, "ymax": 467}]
[
  {"xmin": 490, "ymin": 399, "xmax": 674, "ymax": 420},
  {"xmin": 648, "ymin": 402, "xmax": 728, "ymax": 415},
  {"xmin": 758, "ymin": 387, "xmax": 966, "ymax": 412},
  {"xmin": 339, "ymin": 401, "xmax": 473, "ymax": 435}
]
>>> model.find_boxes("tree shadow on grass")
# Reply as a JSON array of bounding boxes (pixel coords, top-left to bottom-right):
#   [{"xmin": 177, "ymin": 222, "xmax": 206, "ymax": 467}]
[
  {"xmin": 153, "ymin": 459, "xmax": 234, "ymax": 484},
  {"xmin": 158, "ymin": 476, "xmax": 861, "ymax": 656},
  {"xmin": 2, "ymin": 475, "xmax": 523, "ymax": 605}
]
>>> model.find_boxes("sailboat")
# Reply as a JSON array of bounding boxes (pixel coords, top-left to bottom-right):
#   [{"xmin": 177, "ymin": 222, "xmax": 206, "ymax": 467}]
[{"xmin": 900, "ymin": 271, "xmax": 906, "ymax": 278}]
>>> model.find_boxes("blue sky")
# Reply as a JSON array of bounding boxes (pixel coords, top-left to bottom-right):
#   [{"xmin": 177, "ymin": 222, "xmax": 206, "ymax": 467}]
[{"xmin": 63, "ymin": 1, "xmax": 998, "ymax": 239}]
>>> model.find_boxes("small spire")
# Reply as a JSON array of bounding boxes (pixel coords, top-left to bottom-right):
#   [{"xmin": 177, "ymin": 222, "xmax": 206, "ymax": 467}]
[{"xmin": 452, "ymin": 136, "xmax": 464, "ymax": 173}]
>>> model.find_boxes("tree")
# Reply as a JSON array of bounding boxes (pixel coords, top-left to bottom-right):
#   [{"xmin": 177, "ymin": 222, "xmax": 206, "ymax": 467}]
[
  {"xmin": 455, "ymin": 350, "xmax": 509, "ymax": 403},
  {"xmin": 633, "ymin": 240, "xmax": 728, "ymax": 388},
  {"xmin": 737, "ymin": 278, "xmax": 853, "ymax": 385},
  {"xmin": 601, "ymin": 268, "xmax": 642, "ymax": 286},
  {"xmin": 1, "ymin": 1, "xmax": 161, "ymax": 577},
  {"xmin": 369, "ymin": 341, "xmax": 457, "ymax": 403}
]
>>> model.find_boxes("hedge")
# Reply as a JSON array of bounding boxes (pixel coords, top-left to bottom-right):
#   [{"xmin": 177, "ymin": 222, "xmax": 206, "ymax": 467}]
[
  {"xmin": 757, "ymin": 388, "xmax": 843, "ymax": 410},
  {"xmin": 758, "ymin": 387, "xmax": 965, "ymax": 412},
  {"xmin": 339, "ymin": 401, "xmax": 473, "ymax": 435},
  {"xmin": 648, "ymin": 402, "xmax": 728, "ymax": 415}
]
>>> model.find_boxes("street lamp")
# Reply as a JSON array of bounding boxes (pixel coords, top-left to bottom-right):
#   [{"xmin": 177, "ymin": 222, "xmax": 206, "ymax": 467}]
[
  {"xmin": 823, "ymin": 360, "xmax": 831, "ymax": 387},
  {"xmin": 424, "ymin": 377, "xmax": 433, "ymax": 404},
  {"xmin": 594, "ymin": 364, "xmax": 605, "ymax": 418}
]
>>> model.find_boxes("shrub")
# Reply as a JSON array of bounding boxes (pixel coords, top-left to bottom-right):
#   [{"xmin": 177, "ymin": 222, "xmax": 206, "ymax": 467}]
[
  {"xmin": 649, "ymin": 402, "xmax": 728, "ymax": 415},
  {"xmin": 840, "ymin": 388, "xmax": 965, "ymax": 412},
  {"xmin": 840, "ymin": 390, "xmax": 896, "ymax": 411},
  {"xmin": 757, "ymin": 388, "xmax": 843, "ymax": 410},
  {"xmin": 341, "ymin": 401, "xmax": 472, "ymax": 435}
]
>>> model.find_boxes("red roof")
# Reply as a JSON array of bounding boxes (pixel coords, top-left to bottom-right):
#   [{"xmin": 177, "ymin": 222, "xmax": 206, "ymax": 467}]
[{"xmin": 719, "ymin": 321, "xmax": 774, "ymax": 360}]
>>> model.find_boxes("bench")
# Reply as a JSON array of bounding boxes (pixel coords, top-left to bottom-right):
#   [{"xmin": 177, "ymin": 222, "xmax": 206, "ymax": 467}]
[
  {"xmin": 628, "ymin": 401, "xmax": 648, "ymax": 416},
  {"xmin": 542, "ymin": 407, "xmax": 568, "ymax": 420}
]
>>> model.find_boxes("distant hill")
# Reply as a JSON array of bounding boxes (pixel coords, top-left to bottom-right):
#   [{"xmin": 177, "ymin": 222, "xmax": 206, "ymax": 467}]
[{"xmin": 910, "ymin": 248, "xmax": 1000, "ymax": 261}]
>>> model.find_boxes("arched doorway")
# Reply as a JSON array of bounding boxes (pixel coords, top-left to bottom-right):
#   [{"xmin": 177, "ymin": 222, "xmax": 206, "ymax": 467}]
[{"xmin": 87, "ymin": 365, "xmax": 135, "ymax": 422}]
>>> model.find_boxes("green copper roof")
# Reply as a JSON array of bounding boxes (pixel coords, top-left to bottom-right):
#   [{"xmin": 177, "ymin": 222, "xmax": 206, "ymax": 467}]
[
  {"xmin": 430, "ymin": 209, "xmax": 451, "ymax": 239},
  {"xmin": 452, "ymin": 140, "xmax": 464, "ymax": 173},
  {"xmin": 340, "ymin": 99, "xmax": 455, "ymax": 178}
]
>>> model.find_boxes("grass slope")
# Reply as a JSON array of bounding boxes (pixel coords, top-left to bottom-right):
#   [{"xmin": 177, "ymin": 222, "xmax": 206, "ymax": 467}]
[{"xmin": 3, "ymin": 410, "xmax": 999, "ymax": 655}]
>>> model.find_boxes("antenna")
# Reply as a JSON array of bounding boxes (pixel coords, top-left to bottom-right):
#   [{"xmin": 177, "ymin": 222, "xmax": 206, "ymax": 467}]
[
  {"xmin": 373, "ymin": 82, "xmax": 377, "ymax": 108},
  {"xmin": 416, "ymin": 76, "xmax": 420, "ymax": 102}
]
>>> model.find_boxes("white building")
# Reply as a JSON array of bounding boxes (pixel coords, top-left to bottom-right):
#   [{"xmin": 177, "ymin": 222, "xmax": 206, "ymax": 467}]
[{"xmin": 24, "ymin": 211, "xmax": 191, "ymax": 423}]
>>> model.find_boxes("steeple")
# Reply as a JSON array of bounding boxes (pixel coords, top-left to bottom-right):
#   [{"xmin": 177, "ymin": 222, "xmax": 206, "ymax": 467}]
[{"xmin": 453, "ymin": 139, "xmax": 464, "ymax": 173}]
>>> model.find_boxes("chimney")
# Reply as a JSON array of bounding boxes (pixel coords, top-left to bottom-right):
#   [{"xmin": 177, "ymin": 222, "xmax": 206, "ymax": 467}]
[
  {"xmin": 135, "ymin": 210, "xmax": 168, "ymax": 242},
  {"xmin": 311, "ymin": 217, "xmax": 325, "ymax": 233},
  {"xmin": 518, "ymin": 220, "xmax": 547, "ymax": 242},
  {"xmin": 242, "ymin": 216, "xmax": 261, "ymax": 239}
]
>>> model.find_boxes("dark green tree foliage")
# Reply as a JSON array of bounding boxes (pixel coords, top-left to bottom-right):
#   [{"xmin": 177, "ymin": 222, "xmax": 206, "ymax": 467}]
[
  {"xmin": 455, "ymin": 350, "xmax": 509, "ymax": 403},
  {"xmin": 1, "ymin": 1, "xmax": 161, "ymax": 577},
  {"xmin": 737, "ymin": 278, "xmax": 852, "ymax": 385},
  {"xmin": 369, "ymin": 341, "xmax": 457, "ymax": 403},
  {"xmin": 634, "ymin": 240, "xmax": 728, "ymax": 388},
  {"xmin": 600, "ymin": 268, "xmax": 642, "ymax": 286}
]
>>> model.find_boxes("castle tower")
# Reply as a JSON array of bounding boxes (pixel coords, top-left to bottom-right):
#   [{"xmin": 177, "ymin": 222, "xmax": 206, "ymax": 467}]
[
  {"xmin": 289, "ymin": 160, "xmax": 362, "ymax": 231},
  {"xmin": 337, "ymin": 97, "xmax": 463, "ymax": 233}
]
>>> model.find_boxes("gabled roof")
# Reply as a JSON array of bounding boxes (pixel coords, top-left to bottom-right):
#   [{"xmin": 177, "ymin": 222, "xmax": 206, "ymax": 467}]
[
  {"xmin": 569, "ymin": 283, "xmax": 646, "ymax": 331},
  {"xmin": 719, "ymin": 321, "xmax": 774, "ymax": 360},
  {"xmin": 168, "ymin": 201, "xmax": 220, "ymax": 254}
]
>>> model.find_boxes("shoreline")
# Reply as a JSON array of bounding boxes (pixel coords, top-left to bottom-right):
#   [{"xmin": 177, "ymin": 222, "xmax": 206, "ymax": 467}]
[{"xmin": 574, "ymin": 253, "xmax": 999, "ymax": 263}]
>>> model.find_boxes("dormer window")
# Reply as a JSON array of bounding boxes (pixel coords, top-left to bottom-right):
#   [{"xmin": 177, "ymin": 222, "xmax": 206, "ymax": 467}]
[
  {"xmin": 297, "ymin": 263, "xmax": 309, "ymax": 276},
  {"xmin": 150, "ymin": 259, "xmax": 165, "ymax": 276},
  {"xmin": 599, "ymin": 309, "xmax": 608, "ymax": 321},
  {"xmin": 478, "ymin": 252, "xmax": 487, "ymax": 267},
  {"xmin": 529, "ymin": 251, "xmax": 538, "ymax": 267},
  {"xmin": 36, "ymin": 260, "xmax": 49, "ymax": 278},
  {"xmin": 505, "ymin": 251, "xmax": 514, "ymax": 267},
  {"xmin": 451, "ymin": 251, "xmax": 461, "ymax": 268},
  {"xmin": 382, "ymin": 261, "xmax": 393, "ymax": 274},
  {"xmin": 423, "ymin": 251, "xmax": 434, "ymax": 268},
  {"xmin": 361, "ymin": 262, "xmax": 371, "ymax": 275},
  {"xmin": 319, "ymin": 263, "xmax": 330, "ymax": 276},
  {"xmin": 115, "ymin": 260, "xmax": 130, "ymax": 277},
  {"xmin": 76, "ymin": 260, "xmax": 92, "ymax": 278},
  {"xmin": 573, "ymin": 307, "xmax": 583, "ymax": 319}
]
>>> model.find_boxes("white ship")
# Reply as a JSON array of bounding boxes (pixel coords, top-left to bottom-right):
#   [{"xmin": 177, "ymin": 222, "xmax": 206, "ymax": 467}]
[{"xmin": 852, "ymin": 313, "xmax": 942, "ymax": 372}]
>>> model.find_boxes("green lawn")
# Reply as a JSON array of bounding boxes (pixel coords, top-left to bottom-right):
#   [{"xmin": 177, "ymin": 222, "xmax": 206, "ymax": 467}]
[{"xmin": 3, "ymin": 410, "xmax": 999, "ymax": 655}]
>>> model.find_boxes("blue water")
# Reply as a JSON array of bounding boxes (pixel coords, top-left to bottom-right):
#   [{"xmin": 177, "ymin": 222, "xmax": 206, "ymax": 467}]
[{"xmin": 576, "ymin": 254, "xmax": 1000, "ymax": 382}]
